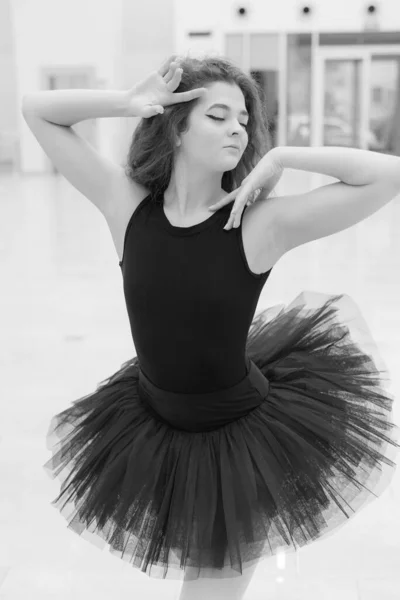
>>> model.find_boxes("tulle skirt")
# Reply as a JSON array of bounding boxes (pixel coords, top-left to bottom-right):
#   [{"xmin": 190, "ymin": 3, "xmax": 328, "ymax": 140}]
[{"xmin": 43, "ymin": 291, "xmax": 400, "ymax": 581}]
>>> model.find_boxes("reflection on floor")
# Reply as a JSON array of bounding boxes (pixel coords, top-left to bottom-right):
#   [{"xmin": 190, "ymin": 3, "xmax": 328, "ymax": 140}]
[{"xmin": 0, "ymin": 170, "xmax": 399, "ymax": 599}]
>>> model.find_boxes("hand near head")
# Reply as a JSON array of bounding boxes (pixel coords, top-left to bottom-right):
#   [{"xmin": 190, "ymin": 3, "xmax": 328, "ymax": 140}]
[
  {"xmin": 208, "ymin": 151, "xmax": 284, "ymax": 229},
  {"xmin": 124, "ymin": 55, "xmax": 208, "ymax": 118}
]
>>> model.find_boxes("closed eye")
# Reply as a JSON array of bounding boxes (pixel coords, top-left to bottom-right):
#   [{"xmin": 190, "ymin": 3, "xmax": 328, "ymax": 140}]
[{"xmin": 208, "ymin": 115, "xmax": 249, "ymax": 130}]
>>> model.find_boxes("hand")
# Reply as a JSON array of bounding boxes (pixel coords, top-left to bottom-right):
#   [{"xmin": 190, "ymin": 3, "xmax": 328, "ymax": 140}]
[
  {"xmin": 124, "ymin": 55, "xmax": 208, "ymax": 118},
  {"xmin": 209, "ymin": 150, "xmax": 284, "ymax": 229}
]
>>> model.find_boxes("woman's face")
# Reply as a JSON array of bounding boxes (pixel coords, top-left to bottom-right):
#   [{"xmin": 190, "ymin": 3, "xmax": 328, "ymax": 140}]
[{"xmin": 177, "ymin": 81, "xmax": 249, "ymax": 171}]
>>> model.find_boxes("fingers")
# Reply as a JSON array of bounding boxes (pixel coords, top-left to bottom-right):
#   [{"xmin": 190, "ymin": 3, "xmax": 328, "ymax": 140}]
[
  {"xmin": 208, "ymin": 188, "xmax": 249, "ymax": 230},
  {"xmin": 224, "ymin": 203, "xmax": 245, "ymax": 230},
  {"xmin": 223, "ymin": 189, "xmax": 252, "ymax": 230},
  {"xmin": 146, "ymin": 104, "xmax": 164, "ymax": 118},
  {"xmin": 163, "ymin": 58, "xmax": 208, "ymax": 102},
  {"xmin": 172, "ymin": 86, "xmax": 207, "ymax": 103},
  {"xmin": 208, "ymin": 193, "xmax": 233, "ymax": 212},
  {"xmin": 223, "ymin": 205, "xmax": 242, "ymax": 230},
  {"xmin": 208, "ymin": 187, "xmax": 240, "ymax": 211},
  {"xmin": 165, "ymin": 61, "xmax": 181, "ymax": 86},
  {"xmin": 158, "ymin": 55, "xmax": 179, "ymax": 77},
  {"xmin": 191, "ymin": 87, "xmax": 208, "ymax": 99},
  {"xmin": 168, "ymin": 66, "xmax": 183, "ymax": 87}
]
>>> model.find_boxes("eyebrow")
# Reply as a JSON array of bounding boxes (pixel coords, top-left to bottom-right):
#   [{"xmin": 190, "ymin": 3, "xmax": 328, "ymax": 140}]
[{"xmin": 207, "ymin": 103, "xmax": 249, "ymax": 118}]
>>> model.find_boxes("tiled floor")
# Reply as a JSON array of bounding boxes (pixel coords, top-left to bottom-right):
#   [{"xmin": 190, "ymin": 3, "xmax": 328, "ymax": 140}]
[{"xmin": 1, "ymin": 169, "xmax": 399, "ymax": 599}]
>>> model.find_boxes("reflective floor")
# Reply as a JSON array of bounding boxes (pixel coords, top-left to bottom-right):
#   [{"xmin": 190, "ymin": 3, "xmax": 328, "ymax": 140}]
[{"xmin": 0, "ymin": 169, "xmax": 399, "ymax": 599}]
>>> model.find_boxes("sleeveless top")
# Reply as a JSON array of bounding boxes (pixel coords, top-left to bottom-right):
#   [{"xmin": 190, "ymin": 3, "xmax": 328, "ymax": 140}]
[{"xmin": 119, "ymin": 191, "xmax": 273, "ymax": 393}]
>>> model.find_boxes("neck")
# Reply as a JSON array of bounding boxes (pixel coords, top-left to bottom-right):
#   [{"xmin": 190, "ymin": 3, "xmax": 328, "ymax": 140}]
[{"xmin": 164, "ymin": 168, "xmax": 226, "ymax": 215}]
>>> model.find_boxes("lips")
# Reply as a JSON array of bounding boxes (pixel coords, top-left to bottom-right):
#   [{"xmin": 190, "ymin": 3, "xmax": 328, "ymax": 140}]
[{"xmin": 225, "ymin": 145, "xmax": 239, "ymax": 150}]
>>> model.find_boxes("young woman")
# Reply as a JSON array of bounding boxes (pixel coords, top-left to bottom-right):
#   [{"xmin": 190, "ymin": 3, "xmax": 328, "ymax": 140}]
[{"xmin": 23, "ymin": 54, "xmax": 400, "ymax": 597}]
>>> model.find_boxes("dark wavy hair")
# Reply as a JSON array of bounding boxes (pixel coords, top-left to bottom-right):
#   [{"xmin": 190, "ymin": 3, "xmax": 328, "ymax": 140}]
[{"xmin": 124, "ymin": 54, "xmax": 273, "ymax": 201}]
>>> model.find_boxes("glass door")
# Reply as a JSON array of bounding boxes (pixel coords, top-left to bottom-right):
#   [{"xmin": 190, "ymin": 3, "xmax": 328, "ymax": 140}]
[
  {"xmin": 369, "ymin": 55, "xmax": 400, "ymax": 154},
  {"xmin": 313, "ymin": 47, "xmax": 368, "ymax": 149},
  {"xmin": 313, "ymin": 45, "xmax": 400, "ymax": 154}
]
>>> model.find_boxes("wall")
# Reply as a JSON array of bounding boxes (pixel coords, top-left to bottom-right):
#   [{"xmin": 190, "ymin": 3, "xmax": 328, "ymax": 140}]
[
  {"xmin": 11, "ymin": 0, "xmax": 175, "ymax": 173},
  {"xmin": 4, "ymin": 0, "xmax": 400, "ymax": 173}
]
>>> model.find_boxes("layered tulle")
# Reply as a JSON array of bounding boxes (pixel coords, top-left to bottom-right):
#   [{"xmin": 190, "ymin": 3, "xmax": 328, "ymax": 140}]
[{"xmin": 43, "ymin": 291, "xmax": 399, "ymax": 580}]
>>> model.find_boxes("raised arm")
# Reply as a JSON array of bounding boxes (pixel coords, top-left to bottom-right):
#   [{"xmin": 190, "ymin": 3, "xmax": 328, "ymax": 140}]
[
  {"xmin": 22, "ymin": 89, "xmax": 129, "ymax": 127},
  {"xmin": 268, "ymin": 146, "xmax": 400, "ymax": 252},
  {"xmin": 21, "ymin": 89, "xmax": 134, "ymax": 218}
]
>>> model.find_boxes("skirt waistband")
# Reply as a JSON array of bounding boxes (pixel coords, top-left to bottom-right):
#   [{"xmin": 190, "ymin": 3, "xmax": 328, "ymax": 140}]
[{"xmin": 138, "ymin": 358, "xmax": 270, "ymax": 432}]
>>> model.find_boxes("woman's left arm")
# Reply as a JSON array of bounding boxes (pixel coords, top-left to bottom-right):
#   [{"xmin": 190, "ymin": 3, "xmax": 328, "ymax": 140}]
[
  {"xmin": 266, "ymin": 146, "xmax": 400, "ymax": 253},
  {"xmin": 270, "ymin": 145, "xmax": 400, "ymax": 186}
]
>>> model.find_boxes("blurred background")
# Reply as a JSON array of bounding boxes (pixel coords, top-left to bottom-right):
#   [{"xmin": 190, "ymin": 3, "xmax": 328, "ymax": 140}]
[
  {"xmin": 1, "ymin": 1, "xmax": 400, "ymax": 599},
  {"xmin": 3, "ymin": 0, "xmax": 400, "ymax": 175}
]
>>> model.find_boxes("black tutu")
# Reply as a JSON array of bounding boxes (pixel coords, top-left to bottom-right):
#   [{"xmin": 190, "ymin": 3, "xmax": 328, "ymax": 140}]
[{"xmin": 43, "ymin": 291, "xmax": 400, "ymax": 581}]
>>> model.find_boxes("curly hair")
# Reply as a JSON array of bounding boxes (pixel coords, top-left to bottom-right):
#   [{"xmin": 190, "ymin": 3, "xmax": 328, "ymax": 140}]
[{"xmin": 123, "ymin": 54, "xmax": 273, "ymax": 201}]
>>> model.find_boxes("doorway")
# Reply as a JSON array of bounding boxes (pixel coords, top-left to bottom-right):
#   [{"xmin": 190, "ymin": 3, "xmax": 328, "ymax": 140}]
[{"xmin": 313, "ymin": 45, "xmax": 400, "ymax": 154}]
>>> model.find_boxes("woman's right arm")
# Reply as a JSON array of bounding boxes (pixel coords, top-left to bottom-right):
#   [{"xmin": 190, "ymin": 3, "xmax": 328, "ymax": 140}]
[
  {"xmin": 22, "ymin": 89, "xmax": 131, "ymax": 126},
  {"xmin": 20, "ymin": 58, "xmax": 204, "ymax": 218},
  {"xmin": 21, "ymin": 89, "xmax": 142, "ymax": 219}
]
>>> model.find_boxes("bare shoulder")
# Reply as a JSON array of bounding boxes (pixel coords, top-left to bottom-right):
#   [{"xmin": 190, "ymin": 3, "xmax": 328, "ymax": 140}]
[
  {"xmin": 241, "ymin": 192, "xmax": 288, "ymax": 274},
  {"xmin": 106, "ymin": 169, "xmax": 150, "ymax": 263}
]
